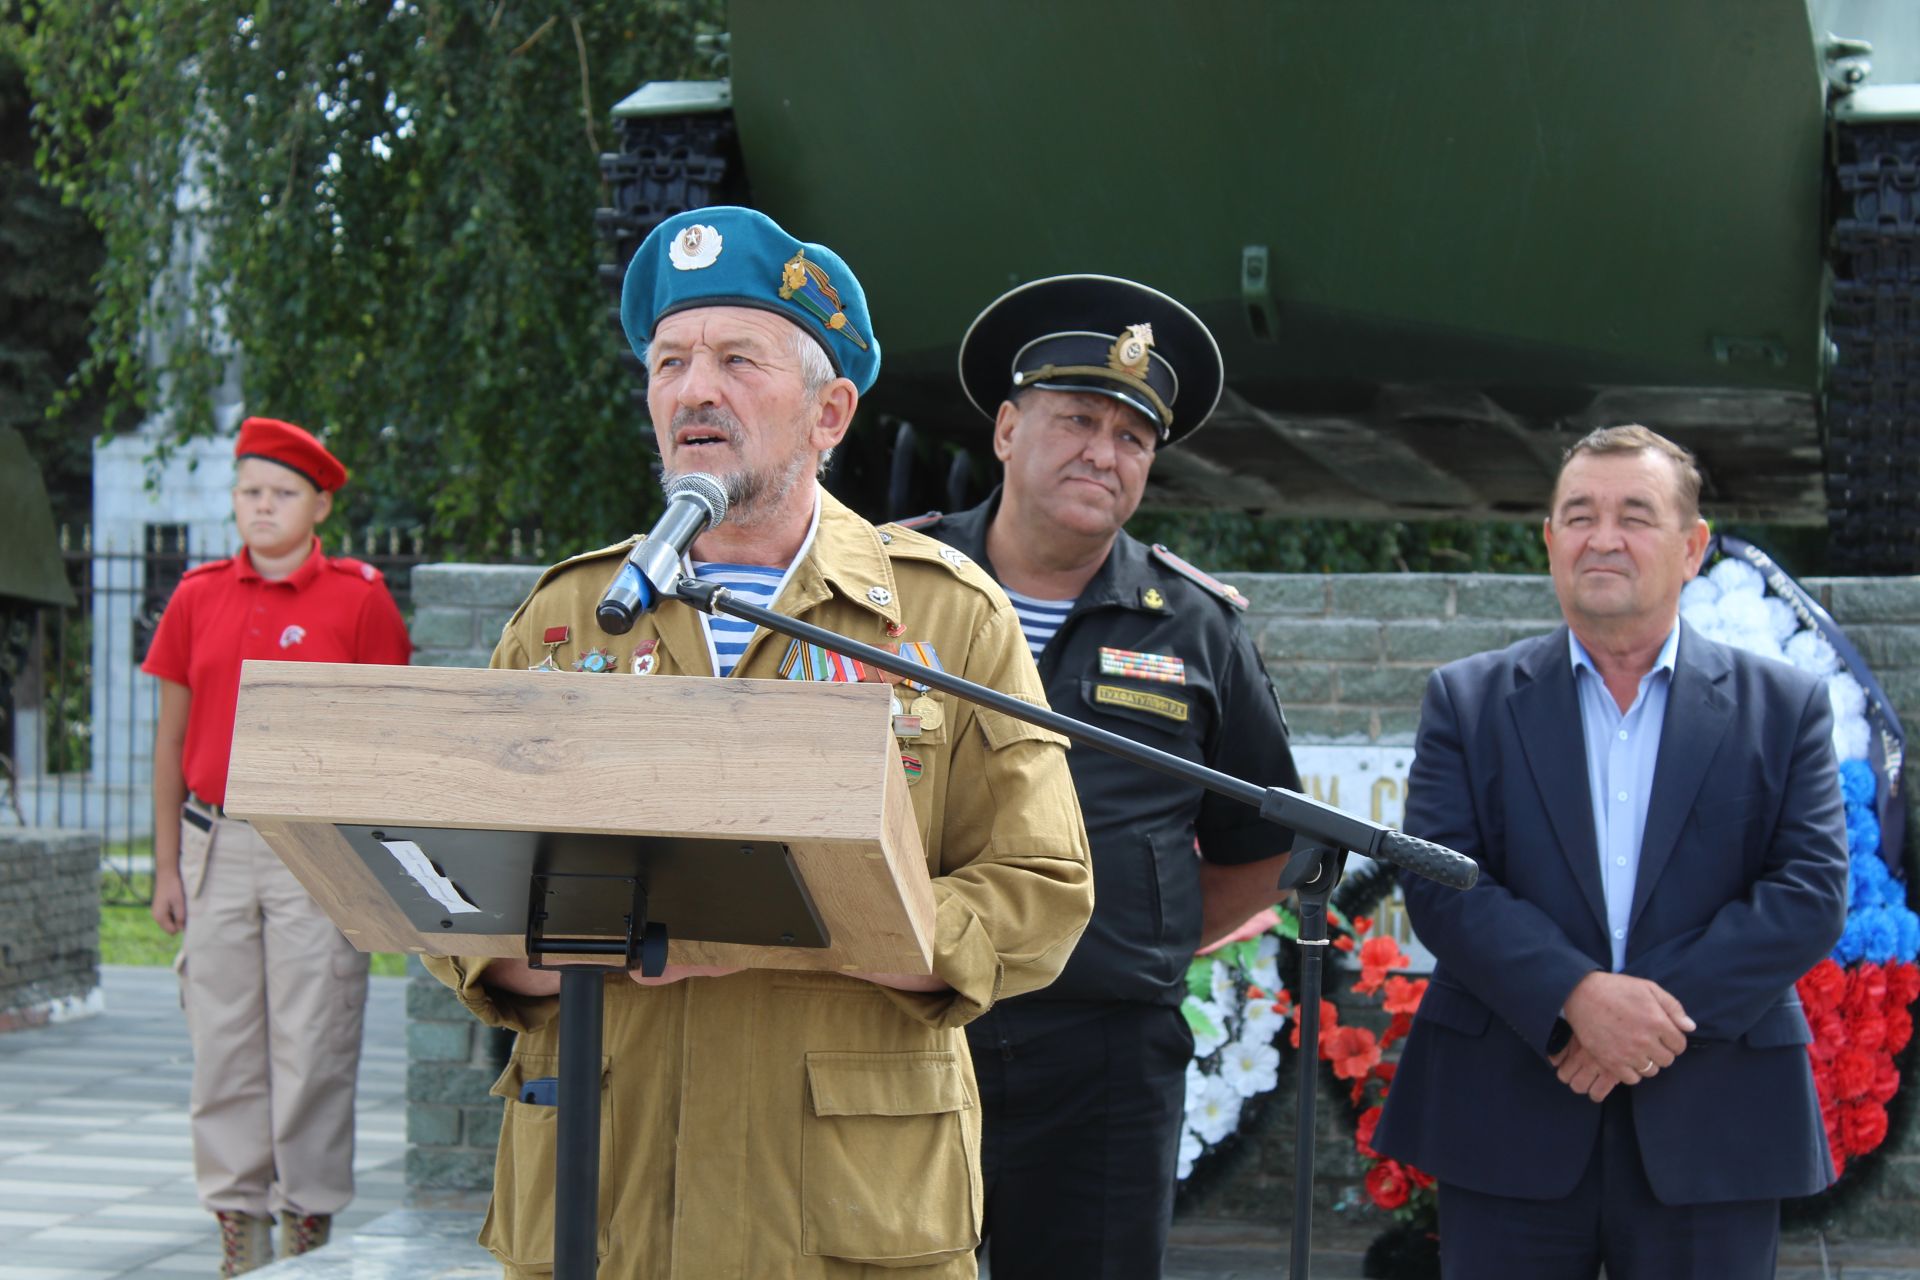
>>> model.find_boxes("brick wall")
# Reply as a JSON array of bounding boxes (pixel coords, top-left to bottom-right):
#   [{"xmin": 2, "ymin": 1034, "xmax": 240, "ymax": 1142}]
[
  {"xmin": 398, "ymin": 564, "xmax": 1920, "ymax": 1236},
  {"xmin": 0, "ymin": 829, "xmax": 102, "ymax": 1032}
]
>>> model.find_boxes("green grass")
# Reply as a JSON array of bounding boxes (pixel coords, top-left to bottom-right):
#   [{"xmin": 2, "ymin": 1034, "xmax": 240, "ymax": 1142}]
[{"xmin": 99, "ymin": 870, "xmax": 408, "ymax": 976}]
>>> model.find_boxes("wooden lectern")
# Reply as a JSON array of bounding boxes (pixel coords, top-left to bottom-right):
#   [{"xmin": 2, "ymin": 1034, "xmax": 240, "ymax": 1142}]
[
  {"xmin": 226, "ymin": 659, "xmax": 940, "ymax": 1280},
  {"xmin": 224, "ymin": 661, "xmax": 937, "ymax": 976}
]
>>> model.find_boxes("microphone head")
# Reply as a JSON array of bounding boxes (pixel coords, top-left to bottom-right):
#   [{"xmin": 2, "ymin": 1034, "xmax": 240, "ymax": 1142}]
[{"xmin": 665, "ymin": 472, "xmax": 729, "ymax": 527}]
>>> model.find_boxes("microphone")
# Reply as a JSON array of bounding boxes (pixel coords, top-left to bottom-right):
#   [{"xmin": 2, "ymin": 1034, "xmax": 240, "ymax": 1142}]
[{"xmin": 596, "ymin": 472, "xmax": 730, "ymax": 635}]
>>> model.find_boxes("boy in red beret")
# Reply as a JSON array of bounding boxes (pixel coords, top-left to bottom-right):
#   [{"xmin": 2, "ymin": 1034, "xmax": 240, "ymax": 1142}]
[{"xmin": 143, "ymin": 417, "xmax": 412, "ymax": 1276}]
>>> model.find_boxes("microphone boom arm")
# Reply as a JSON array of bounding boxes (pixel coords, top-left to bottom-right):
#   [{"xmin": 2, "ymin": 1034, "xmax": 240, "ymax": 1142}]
[{"xmin": 672, "ymin": 579, "xmax": 1477, "ymax": 891}]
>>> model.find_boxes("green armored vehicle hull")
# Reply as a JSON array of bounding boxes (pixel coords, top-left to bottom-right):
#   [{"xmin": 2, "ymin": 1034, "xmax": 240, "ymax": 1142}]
[{"xmin": 599, "ymin": 0, "xmax": 1920, "ymax": 570}]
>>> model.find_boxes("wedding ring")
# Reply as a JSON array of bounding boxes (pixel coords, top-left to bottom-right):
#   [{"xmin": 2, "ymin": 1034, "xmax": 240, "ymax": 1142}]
[{"xmin": 1642, "ymin": 1059, "xmax": 1656, "ymax": 1073}]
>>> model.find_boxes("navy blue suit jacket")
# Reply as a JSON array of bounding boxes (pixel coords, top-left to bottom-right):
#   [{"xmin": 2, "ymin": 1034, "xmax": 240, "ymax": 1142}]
[{"xmin": 1373, "ymin": 623, "xmax": 1848, "ymax": 1204}]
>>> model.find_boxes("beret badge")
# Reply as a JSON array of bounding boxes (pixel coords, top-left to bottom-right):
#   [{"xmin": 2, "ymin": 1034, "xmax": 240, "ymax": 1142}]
[
  {"xmin": 1108, "ymin": 323, "xmax": 1155, "ymax": 379},
  {"xmin": 778, "ymin": 250, "xmax": 870, "ymax": 351},
  {"xmin": 669, "ymin": 223, "xmax": 723, "ymax": 271}
]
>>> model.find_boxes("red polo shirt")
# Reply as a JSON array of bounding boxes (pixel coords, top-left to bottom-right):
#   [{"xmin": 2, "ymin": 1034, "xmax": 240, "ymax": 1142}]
[{"xmin": 142, "ymin": 538, "xmax": 412, "ymax": 806}]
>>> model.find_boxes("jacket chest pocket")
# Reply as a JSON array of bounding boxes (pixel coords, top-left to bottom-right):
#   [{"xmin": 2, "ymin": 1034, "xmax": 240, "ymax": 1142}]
[
  {"xmin": 801, "ymin": 1050, "xmax": 980, "ymax": 1267},
  {"xmin": 480, "ymin": 1051, "xmax": 614, "ymax": 1268}
]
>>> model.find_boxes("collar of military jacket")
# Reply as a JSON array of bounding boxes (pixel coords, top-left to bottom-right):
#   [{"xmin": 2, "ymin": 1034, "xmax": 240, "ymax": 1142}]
[
  {"xmin": 781, "ymin": 488, "xmax": 903, "ymax": 630},
  {"xmin": 943, "ymin": 487, "xmax": 1171, "ymax": 617}
]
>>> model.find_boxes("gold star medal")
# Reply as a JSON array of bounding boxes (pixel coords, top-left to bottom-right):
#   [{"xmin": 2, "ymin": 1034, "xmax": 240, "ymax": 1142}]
[{"xmin": 529, "ymin": 625, "xmax": 569, "ymax": 672}]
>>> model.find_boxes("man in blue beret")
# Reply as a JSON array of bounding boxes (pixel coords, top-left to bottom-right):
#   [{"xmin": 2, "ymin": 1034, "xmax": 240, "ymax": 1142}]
[{"xmin": 423, "ymin": 207, "xmax": 1093, "ymax": 1279}]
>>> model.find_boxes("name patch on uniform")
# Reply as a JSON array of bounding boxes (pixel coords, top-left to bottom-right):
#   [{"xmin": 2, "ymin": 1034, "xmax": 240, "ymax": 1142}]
[
  {"xmin": 1098, "ymin": 646, "xmax": 1185, "ymax": 685},
  {"xmin": 1093, "ymin": 684, "xmax": 1189, "ymax": 722}
]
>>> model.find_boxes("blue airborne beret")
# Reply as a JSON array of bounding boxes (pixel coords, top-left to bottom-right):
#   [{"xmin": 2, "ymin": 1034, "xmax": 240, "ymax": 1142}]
[{"xmin": 621, "ymin": 206, "xmax": 881, "ymax": 394}]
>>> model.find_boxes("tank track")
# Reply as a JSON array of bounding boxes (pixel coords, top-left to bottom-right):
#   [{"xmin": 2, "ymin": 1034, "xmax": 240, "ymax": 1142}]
[
  {"xmin": 1826, "ymin": 119, "xmax": 1920, "ymax": 574},
  {"xmin": 593, "ymin": 113, "xmax": 744, "ymax": 394}
]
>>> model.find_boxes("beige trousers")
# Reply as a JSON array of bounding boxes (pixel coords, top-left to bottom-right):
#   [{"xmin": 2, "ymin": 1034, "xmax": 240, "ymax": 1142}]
[{"xmin": 176, "ymin": 810, "xmax": 370, "ymax": 1216}]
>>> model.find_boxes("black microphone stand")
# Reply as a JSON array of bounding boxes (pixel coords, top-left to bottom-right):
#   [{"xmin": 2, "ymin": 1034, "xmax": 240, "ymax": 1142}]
[{"xmin": 664, "ymin": 579, "xmax": 1477, "ymax": 1279}]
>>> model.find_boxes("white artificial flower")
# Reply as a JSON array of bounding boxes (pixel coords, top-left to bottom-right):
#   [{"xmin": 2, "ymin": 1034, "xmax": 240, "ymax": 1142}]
[
  {"xmin": 1185, "ymin": 1060, "xmax": 1208, "ymax": 1112},
  {"xmin": 1257, "ymin": 933, "xmax": 1282, "ymax": 961},
  {"xmin": 1707, "ymin": 556, "xmax": 1765, "ymax": 598},
  {"xmin": 1835, "ymin": 713, "xmax": 1872, "ymax": 763},
  {"xmin": 1248, "ymin": 954, "xmax": 1281, "ymax": 995},
  {"xmin": 1680, "ymin": 600, "xmax": 1720, "ymax": 634},
  {"xmin": 1189, "ymin": 1074, "xmax": 1245, "ymax": 1144},
  {"xmin": 1679, "ymin": 577, "xmax": 1721, "ymax": 611},
  {"xmin": 1209, "ymin": 956, "xmax": 1239, "ymax": 1005},
  {"xmin": 1239, "ymin": 997, "xmax": 1287, "ymax": 1042},
  {"xmin": 1219, "ymin": 1035, "xmax": 1281, "ymax": 1098},
  {"xmin": 1829, "ymin": 672, "xmax": 1867, "ymax": 721},
  {"xmin": 1717, "ymin": 591, "xmax": 1772, "ymax": 645},
  {"xmin": 1177, "ymin": 1126, "xmax": 1203, "ymax": 1180},
  {"xmin": 1787, "ymin": 629, "xmax": 1841, "ymax": 677},
  {"xmin": 1189, "ymin": 998, "xmax": 1230, "ymax": 1060},
  {"xmin": 1763, "ymin": 596, "xmax": 1800, "ymax": 644}
]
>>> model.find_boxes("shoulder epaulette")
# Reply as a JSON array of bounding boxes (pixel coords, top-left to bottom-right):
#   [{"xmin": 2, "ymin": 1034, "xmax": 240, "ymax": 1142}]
[
  {"xmin": 180, "ymin": 557, "xmax": 232, "ymax": 580},
  {"xmin": 502, "ymin": 538, "xmax": 638, "ymax": 631},
  {"xmin": 328, "ymin": 556, "xmax": 384, "ymax": 584},
  {"xmin": 877, "ymin": 523, "xmax": 1000, "ymax": 598},
  {"xmin": 891, "ymin": 510, "xmax": 945, "ymax": 531},
  {"xmin": 1150, "ymin": 543, "xmax": 1249, "ymax": 611}
]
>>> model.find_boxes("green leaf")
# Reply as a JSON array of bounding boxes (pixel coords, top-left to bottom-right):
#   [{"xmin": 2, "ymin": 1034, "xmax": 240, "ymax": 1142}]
[
  {"xmin": 1185, "ymin": 956, "xmax": 1217, "ymax": 1001},
  {"xmin": 1181, "ymin": 998, "xmax": 1220, "ymax": 1041}
]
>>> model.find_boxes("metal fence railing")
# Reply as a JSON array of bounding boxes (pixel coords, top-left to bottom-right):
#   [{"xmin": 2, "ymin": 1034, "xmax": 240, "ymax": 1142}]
[{"xmin": 1, "ymin": 525, "xmax": 543, "ymax": 905}]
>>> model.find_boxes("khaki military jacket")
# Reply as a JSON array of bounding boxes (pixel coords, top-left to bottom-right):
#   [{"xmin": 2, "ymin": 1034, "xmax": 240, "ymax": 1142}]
[{"xmin": 424, "ymin": 490, "xmax": 1093, "ymax": 1280}]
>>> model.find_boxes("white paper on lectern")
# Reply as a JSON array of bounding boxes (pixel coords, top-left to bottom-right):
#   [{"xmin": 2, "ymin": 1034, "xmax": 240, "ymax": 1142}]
[{"xmin": 378, "ymin": 838, "xmax": 482, "ymax": 914}]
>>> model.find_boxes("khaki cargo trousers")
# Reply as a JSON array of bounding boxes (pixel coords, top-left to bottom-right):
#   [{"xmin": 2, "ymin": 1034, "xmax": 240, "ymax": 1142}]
[{"xmin": 175, "ymin": 806, "xmax": 369, "ymax": 1217}]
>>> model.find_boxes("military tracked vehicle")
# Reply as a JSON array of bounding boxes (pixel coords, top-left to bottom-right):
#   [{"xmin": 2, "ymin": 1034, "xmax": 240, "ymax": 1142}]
[{"xmin": 595, "ymin": 0, "xmax": 1920, "ymax": 572}]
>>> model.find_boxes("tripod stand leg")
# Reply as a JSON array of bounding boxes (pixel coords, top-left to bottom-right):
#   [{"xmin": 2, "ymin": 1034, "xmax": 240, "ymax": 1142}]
[{"xmin": 555, "ymin": 968, "xmax": 606, "ymax": 1280}]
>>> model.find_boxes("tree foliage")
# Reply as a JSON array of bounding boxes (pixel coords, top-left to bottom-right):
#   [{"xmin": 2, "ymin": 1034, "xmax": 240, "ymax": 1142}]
[{"xmin": 17, "ymin": 0, "xmax": 722, "ymax": 555}]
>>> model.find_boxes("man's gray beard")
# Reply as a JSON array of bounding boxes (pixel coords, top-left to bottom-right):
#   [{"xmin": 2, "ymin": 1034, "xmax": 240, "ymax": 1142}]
[{"xmin": 661, "ymin": 406, "xmax": 815, "ymax": 529}]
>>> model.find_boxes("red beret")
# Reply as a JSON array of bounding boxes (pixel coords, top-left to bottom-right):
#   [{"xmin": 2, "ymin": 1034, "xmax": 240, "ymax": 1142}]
[{"xmin": 234, "ymin": 417, "xmax": 348, "ymax": 492}]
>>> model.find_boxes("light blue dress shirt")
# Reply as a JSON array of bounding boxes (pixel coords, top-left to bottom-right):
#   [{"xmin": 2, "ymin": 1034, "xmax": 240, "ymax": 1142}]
[{"xmin": 1569, "ymin": 624, "xmax": 1680, "ymax": 971}]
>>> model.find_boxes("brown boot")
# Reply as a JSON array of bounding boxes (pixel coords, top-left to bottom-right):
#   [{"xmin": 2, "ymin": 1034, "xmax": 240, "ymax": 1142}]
[
  {"xmin": 276, "ymin": 1211, "xmax": 332, "ymax": 1259},
  {"xmin": 215, "ymin": 1211, "xmax": 274, "ymax": 1277}
]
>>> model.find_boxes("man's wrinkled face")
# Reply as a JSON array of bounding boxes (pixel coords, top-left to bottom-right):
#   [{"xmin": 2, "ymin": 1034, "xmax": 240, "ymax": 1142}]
[
  {"xmin": 1544, "ymin": 449, "xmax": 1708, "ymax": 632},
  {"xmin": 994, "ymin": 389, "xmax": 1158, "ymax": 541},
  {"xmin": 646, "ymin": 307, "xmax": 823, "ymax": 525},
  {"xmin": 232, "ymin": 457, "xmax": 330, "ymax": 558}
]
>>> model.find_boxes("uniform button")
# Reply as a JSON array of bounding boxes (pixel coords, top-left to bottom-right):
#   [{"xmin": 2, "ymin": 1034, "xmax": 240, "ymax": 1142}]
[
  {"xmin": 1616, "ymin": 791, "xmax": 1629, "ymax": 803},
  {"xmin": 1613, "ymin": 928, "xmax": 1626, "ymax": 940},
  {"xmin": 1615, "ymin": 856, "xmax": 1627, "ymax": 867},
  {"xmin": 1618, "ymin": 729, "xmax": 1629, "ymax": 740}
]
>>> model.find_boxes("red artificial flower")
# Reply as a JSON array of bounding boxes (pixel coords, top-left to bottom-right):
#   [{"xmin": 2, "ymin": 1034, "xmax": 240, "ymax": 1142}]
[
  {"xmin": 1365, "ymin": 1160, "xmax": 1413, "ymax": 1211},
  {"xmin": 1888, "ymin": 1005, "xmax": 1913, "ymax": 1055},
  {"xmin": 1271, "ymin": 989, "xmax": 1295, "ymax": 1018},
  {"xmin": 1833, "ymin": 1047, "xmax": 1877, "ymax": 1101},
  {"xmin": 1333, "ymin": 936, "xmax": 1356, "ymax": 953},
  {"xmin": 1811, "ymin": 1011, "xmax": 1848, "ymax": 1061},
  {"xmin": 1381, "ymin": 1011, "xmax": 1415, "ymax": 1050},
  {"xmin": 1841, "ymin": 1100, "xmax": 1889, "ymax": 1157},
  {"xmin": 1247, "ymin": 986, "xmax": 1266, "ymax": 1000},
  {"xmin": 1844, "ymin": 963, "xmax": 1889, "ymax": 1020},
  {"xmin": 1869, "ymin": 1054, "xmax": 1901, "ymax": 1106},
  {"xmin": 1407, "ymin": 1165, "xmax": 1436, "ymax": 1190},
  {"xmin": 1327, "ymin": 1025, "xmax": 1383, "ymax": 1081},
  {"xmin": 1851, "ymin": 1008, "xmax": 1888, "ymax": 1054},
  {"xmin": 1354, "ymin": 916, "xmax": 1375, "ymax": 934},
  {"xmin": 1373, "ymin": 1061, "xmax": 1397, "ymax": 1086},
  {"xmin": 1355, "ymin": 1105, "xmax": 1383, "ymax": 1159},
  {"xmin": 1886, "ymin": 962, "xmax": 1920, "ymax": 1007},
  {"xmin": 1799, "ymin": 958, "xmax": 1846, "ymax": 1011},
  {"xmin": 1382, "ymin": 976, "xmax": 1428, "ymax": 1015},
  {"xmin": 1289, "ymin": 999, "xmax": 1340, "ymax": 1048}
]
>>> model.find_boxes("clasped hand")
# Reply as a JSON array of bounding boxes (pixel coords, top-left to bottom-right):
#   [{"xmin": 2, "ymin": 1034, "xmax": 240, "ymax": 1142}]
[{"xmin": 1546, "ymin": 971, "xmax": 1695, "ymax": 1102}]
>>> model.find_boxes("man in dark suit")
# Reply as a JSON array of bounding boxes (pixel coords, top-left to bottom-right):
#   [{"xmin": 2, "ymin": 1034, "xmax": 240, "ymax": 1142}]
[{"xmin": 1374, "ymin": 425, "xmax": 1848, "ymax": 1279}]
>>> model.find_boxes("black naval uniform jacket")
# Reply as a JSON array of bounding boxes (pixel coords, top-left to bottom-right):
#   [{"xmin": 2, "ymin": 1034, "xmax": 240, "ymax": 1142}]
[{"xmin": 924, "ymin": 491, "xmax": 1302, "ymax": 1019}]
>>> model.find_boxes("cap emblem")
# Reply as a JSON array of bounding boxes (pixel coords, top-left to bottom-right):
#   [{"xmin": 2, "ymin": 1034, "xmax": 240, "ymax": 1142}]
[
  {"xmin": 779, "ymin": 251, "xmax": 870, "ymax": 351},
  {"xmin": 1109, "ymin": 323, "xmax": 1155, "ymax": 379},
  {"xmin": 669, "ymin": 224, "xmax": 723, "ymax": 271}
]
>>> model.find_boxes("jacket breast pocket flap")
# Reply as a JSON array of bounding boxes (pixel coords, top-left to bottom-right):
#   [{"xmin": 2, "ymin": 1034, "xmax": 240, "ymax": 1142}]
[
  {"xmin": 1693, "ymin": 793, "xmax": 1761, "ymax": 831},
  {"xmin": 802, "ymin": 1050, "xmax": 979, "ymax": 1267},
  {"xmin": 1415, "ymin": 983, "xmax": 1493, "ymax": 1037},
  {"xmin": 1741, "ymin": 1000, "xmax": 1813, "ymax": 1049}
]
